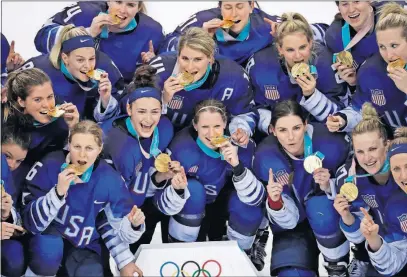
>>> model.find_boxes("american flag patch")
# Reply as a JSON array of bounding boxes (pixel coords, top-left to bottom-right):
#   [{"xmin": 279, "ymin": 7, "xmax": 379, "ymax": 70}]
[
  {"xmin": 264, "ymin": 85, "xmax": 280, "ymax": 100},
  {"xmin": 188, "ymin": 165, "xmax": 198, "ymax": 174},
  {"xmin": 275, "ymin": 170, "xmax": 290, "ymax": 185},
  {"xmin": 361, "ymin": 194, "xmax": 379, "ymax": 208},
  {"xmin": 370, "ymin": 89, "xmax": 386, "ymax": 106},
  {"xmin": 135, "ymin": 162, "xmax": 142, "ymax": 174},
  {"xmin": 398, "ymin": 214, "xmax": 407, "ymax": 233},
  {"xmin": 168, "ymin": 95, "xmax": 183, "ymax": 110}
]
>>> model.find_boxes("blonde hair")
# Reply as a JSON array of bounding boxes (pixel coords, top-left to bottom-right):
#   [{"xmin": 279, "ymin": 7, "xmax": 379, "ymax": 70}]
[
  {"xmin": 376, "ymin": 2, "xmax": 407, "ymax": 40},
  {"xmin": 178, "ymin": 27, "xmax": 216, "ymax": 58},
  {"xmin": 68, "ymin": 120, "xmax": 103, "ymax": 148},
  {"xmin": 138, "ymin": 1, "xmax": 147, "ymax": 13},
  {"xmin": 3, "ymin": 68, "xmax": 51, "ymax": 122},
  {"xmin": 389, "ymin": 127, "xmax": 407, "ymax": 147},
  {"xmin": 276, "ymin": 12, "xmax": 314, "ymax": 47},
  {"xmin": 193, "ymin": 99, "xmax": 227, "ymax": 125},
  {"xmin": 49, "ymin": 24, "xmax": 89, "ymax": 69},
  {"xmin": 352, "ymin": 102, "xmax": 387, "ymax": 141}
]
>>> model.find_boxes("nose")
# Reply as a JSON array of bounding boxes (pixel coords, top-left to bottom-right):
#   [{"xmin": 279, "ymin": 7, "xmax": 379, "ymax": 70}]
[
  {"xmin": 294, "ymin": 50, "xmax": 302, "ymax": 60},
  {"xmin": 185, "ymin": 61, "xmax": 194, "ymax": 73},
  {"xmin": 7, "ymin": 160, "xmax": 16, "ymax": 171},
  {"xmin": 385, "ymin": 49, "xmax": 398, "ymax": 62},
  {"xmin": 349, "ymin": 2, "xmax": 356, "ymax": 12},
  {"xmin": 287, "ymin": 130, "xmax": 294, "ymax": 140},
  {"xmin": 79, "ymin": 149, "xmax": 86, "ymax": 158},
  {"xmin": 401, "ymin": 168, "xmax": 407, "ymax": 181},
  {"xmin": 208, "ymin": 128, "xmax": 216, "ymax": 138}
]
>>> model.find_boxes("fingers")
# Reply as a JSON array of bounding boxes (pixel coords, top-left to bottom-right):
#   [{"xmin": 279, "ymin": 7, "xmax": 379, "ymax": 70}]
[
  {"xmin": 149, "ymin": 40, "xmax": 154, "ymax": 53},
  {"xmin": 360, "ymin": 207, "xmax": 373, "ymax": 222},
  {"xmin": 9, "ymin": 41, "xmax": 15, "ymax": 55},
  {"xmin": 168, "ymin": 161, "xmax": 181, "ymax": 173}
]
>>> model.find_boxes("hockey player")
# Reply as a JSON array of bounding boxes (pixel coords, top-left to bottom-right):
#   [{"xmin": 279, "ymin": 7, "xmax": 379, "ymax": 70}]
[
  {"xmin": 1, "ymin": 125, "xmax": 30, "ymax": 277},
  {"xmin": 161, "ymin": 99, "xmax": 265, "ymax": 269},
  {"xmin": 149, "ymin": 27, "xmax": 258, "ymax": 145},
  {"xmin": 247, "ymin": 12, "xmax": 348, "ymax": 135},
  {"xmin": 102, "ymin": 65, "xmax": 179, "ymax": 253},
  {"xmin": 327, "ymin": 2, "xmax": 407, "ymax": 133},
  {"xmin": 34, "ymin": 1, "xmax": 164, "ymax": 83},
  {"xmin": 18, "ymin": 25, "xmax": 124, "ymax": 122},
  {"xmin": 22, "ymin": 120, "xmax": 145, "ymax": 277},
  {"xmin": 254, "ymin": 100, "xmax": 351, "ymax": 277},
  {"xmin": 334, "ymin": 104, "xmax": 407, "ymax": 277}
]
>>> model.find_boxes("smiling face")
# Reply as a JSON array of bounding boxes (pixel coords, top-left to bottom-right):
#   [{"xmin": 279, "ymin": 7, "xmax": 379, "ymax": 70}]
[
  {"xmin": 272, "ymin": 115, "xmax": 307, "ymax": 157},
  {"xmin": 390, "ymin": 153, "xmax": 407, "ymax": 192},
  {"xmin": 178, "ymin": 46, "xmax": 212, "ymax": 84},
  {"xmin": 17, "ymin": 82, "xmax": 55, "ymax": 124},
  {"xmin": 69, "ymin": 133, "xmax": 102, "ymax": 171},
  {"xmin": 193, "ymin": 110, "xmax": 227, "ymax": 150},
  {"xmin": 127, "ymin": 97, "xmax": 161, "ymax": 138},
  {"xmin": 220, "ymin": 1, "xmax": 253, "ymax": 33},
  {"xmin": 2, "ymin": 143, "xmax": 27, "ymax": 171},
  {"xmin": 61, "ymin": 47, "xmax": 96, "ymax": 82},
  {"xmin": 278, "ymin": 32, "xmax": 313, "ymax": 70},
  {"xmin": 353, "ymin": 131, "xmax": 388, "ymax": 175},
  {"xmin": 108, "ymin": 1, "xmax": 139, "ymax": 29},
  {"xmin": 377, "ymin": 27, "xmax": 407, "ymax": 64},
  {"xmin": 338, "ymin": 1, "xmax": 373, "ymax": 32}
]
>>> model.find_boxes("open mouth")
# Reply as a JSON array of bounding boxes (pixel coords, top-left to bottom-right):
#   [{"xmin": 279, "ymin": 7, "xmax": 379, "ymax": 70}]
[
  {"xmin": 140, "ymin": 122, "xmax": 153, "ymax": 133},
  {"xmin": 77, "ymin": 160, "xmax": 87, "ymax": 166},
  {"xmin": 364, "ymin": 161, "xmax": 377, "ymax": 168},
  {"xmin": 348, "ymin": 13, "xmax": 360, "ymax": 20}
]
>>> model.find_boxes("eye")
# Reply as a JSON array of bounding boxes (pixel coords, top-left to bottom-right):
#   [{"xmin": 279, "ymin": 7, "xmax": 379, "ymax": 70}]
[
  {"xmin": 182, "ymin": 57, "xmax": 189, "ymax": 61},
  {"xmin": 86, "ymin": 146, "xmax": 93, "ymax": 151},
  {"xmin": 77, "ymin": 59, "xmax": 84, "ymax": 63},
  {"xmin": 392, "ymin": 167, "xmax": 400, "ymax": 172},
  {"xmin": 369, "ymin": 147, "xmax": 377, "ymax": 152},
  {"xmin": 127, "ymin": 3, "xmax": 135, "ymax": 7},
  {"xmin": 34, "ymin": 98, "xmax": 41, "ymax": 103},
  {"xmin": 89, "ymin": 57, "xmax": 96, "ymax": 61},
  {"xmin": 379, "ymin": 45, "xmax": 386, "ymax": 50},
  {"xmin": 294, "ymin": 126, "xmax": 301, "ymax": 130},
  {"xmin": 74, "ymin": 145, "xmax": 81, "ymax": 149},
  {"xmin": 5, "ymin": 154, "xmax": 11, "ymax": 159},
  {"xmin": 194, "ymin": 58, "xmax": 202, "ymax": 62},
  {"xmin": 138, "ymin": 110, "xmax": 146, "ymax": 114},
  {"xmin": 300, "ymin": 45, "xmax": 307, "ymax": 50},
  {"xmin": 356, "ymin": 150, "xmax": 364, "ymax": 154},
  {"xmin": 47, "ymin": 94, "xmax": 54, "ymax": 100},
  {"xmin": 391, "ymin": 43, "xmax": 398, "ymax": 49},
  {"xmin": 152, "ymin": 111, "xmax": 160, "ymax": 115}
]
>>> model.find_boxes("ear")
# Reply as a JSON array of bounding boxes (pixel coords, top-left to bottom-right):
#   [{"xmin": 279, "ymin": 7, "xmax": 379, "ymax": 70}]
[
  {"xmin": 192, "ymin": 121, "xmax": 198, "ymax": 132},
  {"xmin": 277, "ymin": 44, "xmax": 284, "ymax": 57},
  {"xmin": 126, "ymin": 103, "xmax": 132, "ymax": 117},
  {"xmin": 250, "ymin": 1, "xmax": 255, "ymax": 11},
  {"xmin": 98, "ymin": 144, "xmax": 104, "ymax": 156},
  {"xmin": 17, "ymin": 97, "xmax": 26, "ymax": 109},
  {"xmin": 269, "ymin": 125, "xmax": 276, "ymax": 136},
  {"xmin": 61, "ymin": 52, "xmax": 69, "ymax": 65}
]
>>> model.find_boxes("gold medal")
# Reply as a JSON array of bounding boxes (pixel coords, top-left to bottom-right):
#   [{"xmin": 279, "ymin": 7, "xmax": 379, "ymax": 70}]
[
  {"xmin": 154, "ymin": 153, "xmax": 172, "ymax": 173},
  {"xmin": 340, "ymin": 182, "xmax": 359, "ymax": 202},
  {"xmin": 66, "ymin": 164, "xmax": 86, "ymax": 176},
  {"xmin": 337, "ymin": 51, "xmax": 354, "ymax": 67},
  {"xmin": 303, "ymin": 155, "xmax": 322, "ymax": 174},
  {"xmin": 387, "ymin": 58, "xmax": 406, "ymax": 71},
  {"xmin": 177, "ymin": 72, "xmax": 194, "ymax": 87},
  {"xmin": 291, "ymin": 63, "xmax": 310, "ymax": 78},
  {"xmin": 86, "ymin": 69, "xmax": 104, "ymax": 81},
  {"xmin": 210, "ymin": 135, "xmax": 230, "ymax": 147},
  {"xmin": 47, "ymin": 105, "xmax": 65, "ymax": 118},
  {"xmin": 221, "ymin": 19, "xmax": 234, "ymax": 29}
]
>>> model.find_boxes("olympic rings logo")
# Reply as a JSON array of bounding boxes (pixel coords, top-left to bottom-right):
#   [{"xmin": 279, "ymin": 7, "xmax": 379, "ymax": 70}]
[{"xmin": 160, "ymin": 260, "xmax": 222, "ymax": 277}]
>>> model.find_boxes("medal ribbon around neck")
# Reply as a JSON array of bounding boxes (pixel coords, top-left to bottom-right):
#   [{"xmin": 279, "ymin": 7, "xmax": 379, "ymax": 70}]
[
  {"xmin": 125, "ymin": 117, "xmax": 161, "ymax": 159},
  {"xmin": 344, "ymin": 157, "xmax": 390, "ymax": 184},
  {"xmin": 303, "ymin": 132, "xmax": 325, "ymax": 161},
  {"xmin": 196, "ymin": 137, "xmax": 225, "ymax": 160},
  {"xmin": 60, "ymin": 153, "xmax": 94, "ymax": 185},
  {"xmin": 215, "ymin": 18, "xmax": 251, "ymax": 42}
]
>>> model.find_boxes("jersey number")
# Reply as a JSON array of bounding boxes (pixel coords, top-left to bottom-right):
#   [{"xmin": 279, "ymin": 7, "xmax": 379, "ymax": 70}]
[{"xmin": 26, "ymin": 162, "xmax": 43, "ymax": 181}]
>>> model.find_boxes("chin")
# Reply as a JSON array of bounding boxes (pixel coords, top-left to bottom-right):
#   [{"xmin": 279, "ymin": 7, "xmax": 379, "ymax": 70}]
[{"xmin": 34, "ymin": 115, "xmax": 52, "ymax": 124}]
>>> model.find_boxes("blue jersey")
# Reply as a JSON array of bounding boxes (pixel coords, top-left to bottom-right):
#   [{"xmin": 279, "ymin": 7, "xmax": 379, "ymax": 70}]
[
  {"xmin": 148, "ymin": 53, "xmax": 258, "ymax": 134},
  {"xmin": 168, "ymin": 127, "xmax": 265, "ymax": 205},
  {"xmin": 34, "ymin": 1, "xmax": 164, "ymax": 83},
  {"xmin": 338, "ymin": 53, "xmax": 407, "ymax": 132},
  {"xmin": 22, "ymin": 151, "xmax": 136, "ymax": 254},
  {"xmin": 1, "ymin": 155, "xmax": 22, "ymax": 227},
  {"xmin": 102, "ymin": 115, "xmax": 174, "ymax": 207},
  {"xmin": 160, "ymin": 7, "xmax": 280, "ymax": 65},
  {"xmin": 1, "ymin": 33, "xmax": 9, "ymax": 86},
  {"xmin": 246, "ymin": 45, "xmax": 348, "ymax": 132},
  {"xmin": 336, "ymin": 159, "xmax": 407, "ymax": 276},
  {"xmin": 253, "ymin": 123, "xmax": 350, "ymax": 231},
  {"xmin": 17, "ymin": 51, "xmax": 124, "ymax": 122}
]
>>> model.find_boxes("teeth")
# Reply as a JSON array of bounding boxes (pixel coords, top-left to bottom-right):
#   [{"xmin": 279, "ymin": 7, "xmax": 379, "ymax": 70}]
[{"xmin": 349, "ymin": 14, "xmax": 360, "ymax": 18}]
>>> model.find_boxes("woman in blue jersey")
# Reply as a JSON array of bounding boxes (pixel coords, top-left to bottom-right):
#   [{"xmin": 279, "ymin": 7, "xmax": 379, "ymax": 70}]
[
  {"xmin": 162, "ymin": 99, "xmax": 265, "ymax": 270},
  {"xmin": 247, "ymin": 12, "xmax": 348, "ymax": 135},
  {"xmin": 253, "ymin": 100, "xmax": 351, "ymax": 277},
  {"xmin": 102, "ymin": 65, "xmax": 178, "ymax": 254},
  {"xmin": 22, "ymin": 120, "xmax": 145, "ymax": 277},
  {"xmin": 327, "ymin": 2, "xmax": 407, "ymax": 134},
  {"xmin": 1, "ymin": 125, "xmax": 30, "ymax": 277},
  {"xmin": 161, "ymin": 1, "xmax": 281, "ymax": 66},
  {"xmin": 20, "ymin": 24, "xmax": 124, "ymax": 122},
  {"xmin": 34, "ymin": 1, "xmax": 163, "ymax": 83},
  {"xmin": 149, "ymin": 27, "xmax": 257, "ymax": 145},
  {"xmin": 334, "ymin": 104, "xmax": 407, "ymax": 277}
]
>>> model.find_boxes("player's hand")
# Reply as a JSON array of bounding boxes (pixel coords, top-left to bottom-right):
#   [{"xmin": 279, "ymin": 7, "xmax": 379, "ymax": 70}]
[
  {"xmin": 388, "ymin": 67, "xmax": 407, "ymax": 95},
  {"xmin": 326, "ymin": 114, "xmax": 346, "ymax": 132},
  {"xmin": 120, "ymin": 261, "xmax": 143, "ymax": 277},
  {"xmin": 171, "ymin": 166, "xmax": 188, "ymax": 190},
  {"xmin": 141, "ymin": 40, "xmax": 156, "ymax": 64},
  {"xmin": 1, "ymin": 222, "xmax": 25, "ymax": 240},
  {"xmin": 6, "ymin": 41, "xmax": 25, "ymax": 72},
  {"xmin": 267, "ymin": 168, "xmax": 284, "ymax": 202},
  {"xmin": 1, "ymin": 192, "xmax": 13, "ymax": 220},
  {"xmin": 231, "ymin": 128, "xmax": 249, "ymax": 147},
  {"xmin": 60, "ymin": 102, "xmax": 80, "ymax": 130},
  {"xmin": 296, "ymin": 72, "xmax": 316, "ymax": 97},
  {"xmin": 56, "ymin": 168, "xmax": 77, "ymax": 196},
  {"xmin": 333, "ymin": 194, "xmax": 351, "ymax": 218},
  {"xmin": 128, "ymin": 206, "xmax": 145, "ymax": 228},
  {"xmin": 332, "ymin": 62, "xmax": 357, "ymax": 86},
  {"xmin": 219, "ymin": 141, "xmax": 239, "ymax": 167},
  {"xmin": 89, "ymin": 13, "xmax": 114, "ymax": 37},
  {"xmin": 360, "ymin": 207, "xmax": 379, "ymax": 238},
  {"xmin": 313, "ymin": 168, "xmax": 331, "ymax": 192},
  {"xmin": 264, "ymin": 17, "xmax": 279, "ymax": 37},
  {"xmin": 98, "ymin": 72, "xmax": 112, "ymax": 108},
  {"xmin": 203, "ymin": 18, "xmax": 223, "ymax": 37},
  {"xmin": 1, "ymin": 86, "xmax": 7, "ymax": 103},
  {"xmin": 162, "ymin": 76, "xmax": 183, "ymax": 105}
]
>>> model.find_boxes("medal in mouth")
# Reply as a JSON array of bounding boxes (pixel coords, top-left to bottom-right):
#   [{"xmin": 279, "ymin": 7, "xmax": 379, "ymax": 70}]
[
  {"xmin": 177, "ymin": 72, "xmax": 194, "ymax": 87},
  {"xmin": 66, "ymin": 163, "xmax": 86, "ymax": 176},
  {"xmin": 291, "ymin": 62, "xmax": 310, "ymax": 78},
  {"xmin": 221, "ymin": 19, "xmax": 235, "ymax": 29},
  {"xmin": 210, "ymin": 135, "xmax": 230, "ymax": 148},
  {"xmin": 46, "ymin": 105, "xmax": 65, "ymax": 118},
  {"xmin": 86, "ymin": 69, "xmax": 104, "ymax": 81},
  {"xmin": 387, "ymin": 58, "xmax": 406, "ymax": 71}
]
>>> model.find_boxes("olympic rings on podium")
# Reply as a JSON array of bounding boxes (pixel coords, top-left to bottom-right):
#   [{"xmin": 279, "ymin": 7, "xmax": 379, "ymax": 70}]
[{"xmin": 160, "ymin": 260, "xmax": 222, "ymax": 277}]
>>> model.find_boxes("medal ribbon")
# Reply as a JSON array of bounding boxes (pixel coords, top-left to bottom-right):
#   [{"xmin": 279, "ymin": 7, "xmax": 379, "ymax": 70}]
[
  {"xmin": 33, "ymin": 116, "xmax": 59, "ymax": 127},
  {"xmin": 304, "ymin": 132, "xmax": 325, "ymax": 161},
  {"xmin": 99, "ymin": 11, "xmax": 137, "ymax": 39},
  {"xmin": 125, "ymin": 117, "xmax": 161, "ymax": 159},
  {"xmin": 196, "ymin": 137, "xmax": 225, "ymax": 160},
  {"xmin": 344, "ymin": 157, "xmax": 390, "ymax": 183},
  {"xmin": 215, "ymin": 18, "xmax": 251, "ymax": 42},
  {"xmin": 60, "ymin": 163, "xmax": 94, "ymax": 186},
  {"xmin": 180, "ymin": 64, "xmax": 212, "ymax": 92}
]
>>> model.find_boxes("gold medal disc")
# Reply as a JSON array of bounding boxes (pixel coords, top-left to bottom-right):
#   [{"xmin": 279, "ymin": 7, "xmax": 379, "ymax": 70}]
[
  {"xmin": 178, "ymin": 72, "xmax": 194, "ymax": 87},
  {"xmin": 66, "ymin": 164, "xmax": 86, "ymax": 176},
  {"xmin": 221, "ymin": 19, "xmax": 234, "ymax": 29},
  {"xmin": 155, "ymin": 153, "xmax": 172, "ymax": 173},
  {"xmin": 210, "ymin": 135, "xmax": 229, "ymax": 147},
  {"xmin": 303, "ymin": 155, "xmax": 322, "ymax": 174},
  {"xmin": 387, "ymin": 58, "xmax": 406, "ymax": 71},
  {"xmin": 337, "ymin": 51, "xmax": 354, "ymax": 67},
  {"xmin": 87, "ymin": 69, "xmax": 104, "ymax": 81},
  {"xmin": 340, "ymin": 182, "xmax": 359, "ymax": 202},
  {"xmin": 47, "ymin": 105, "xmax": 65, "ymax": 118},
  {"xmin": 291, "ymin": 63, "xmax": 310, "ymax": 78}
]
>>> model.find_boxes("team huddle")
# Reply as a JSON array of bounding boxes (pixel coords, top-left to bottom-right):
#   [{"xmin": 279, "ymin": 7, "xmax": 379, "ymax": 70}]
[{"xmin": 1, "ymin": 1, "xmax": 407, "ymax": 277}]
